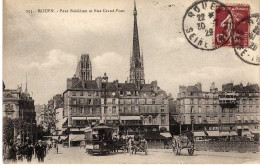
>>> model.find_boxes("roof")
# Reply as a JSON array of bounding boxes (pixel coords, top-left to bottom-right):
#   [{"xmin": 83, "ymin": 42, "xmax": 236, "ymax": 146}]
[
  {"xmin": 104, "ymin": 82, "xmax": 118, "ymax": 91},
  {"xmin": 186, "ymin": 86, "xmax": 201, "ymax": 92},
  {"xmin": 70, "ymin": 78, "xmax": 98, "ymax": 90},
  {"xmin": 194, "ymin": 132, "xmax": 206, "ymax": 137},
  {"xmin": 118, "ymin": 83, "xmax": 137, "ymax": 91},
  {"xmin": 69, "ymin": 134, "xmax": 85, "ymax": 141},
  {"xmin": 140, "ymin": 84, "xmax": 152, "ymax": 92}
]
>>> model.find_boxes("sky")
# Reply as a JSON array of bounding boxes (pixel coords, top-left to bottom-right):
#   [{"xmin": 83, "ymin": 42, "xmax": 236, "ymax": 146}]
[{"xmin": 3, "ymin": 0, "xmax": 260, "ymax": 104}]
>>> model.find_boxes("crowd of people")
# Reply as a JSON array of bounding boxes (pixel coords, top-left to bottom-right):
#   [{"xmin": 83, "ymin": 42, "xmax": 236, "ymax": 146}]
[{"xmin": 3, "ymin": 139, "xmax": 58, "ymax": 163}]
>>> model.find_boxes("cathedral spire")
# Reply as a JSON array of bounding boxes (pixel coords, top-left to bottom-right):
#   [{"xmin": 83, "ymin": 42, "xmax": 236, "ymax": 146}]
[{"xmin": 130, "ymin": 0, "xmax": 145, "ymax": 86}]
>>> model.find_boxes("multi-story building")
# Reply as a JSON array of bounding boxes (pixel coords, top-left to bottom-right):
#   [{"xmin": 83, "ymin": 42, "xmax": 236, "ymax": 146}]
[
  {"xmin": 59, "ymin": 2, "xmax": 170, "ymax": 145},
  {"xmin": 221, "ymin": 83, "xmax": 260, "ymax": 136},
  {"xmin": 63, "ymin": 55, "xmax": 101, "ymax": 144},
  {"xmin": 177, "ymin": 82, "xmax": 221, "ymax": 132},
  {"xmin": 3, "ymin": 84, "xmax": 36, "ymax": 123},
  {"xmin": 176, "ymin": 82, "xmax": 260, "ymax": 137},
  {"xmin": 3, "ymin": 83, "xmax": 36, "ymax": 143}
]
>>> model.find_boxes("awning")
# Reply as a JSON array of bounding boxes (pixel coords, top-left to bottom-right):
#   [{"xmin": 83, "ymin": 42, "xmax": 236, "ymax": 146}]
[
  {"xmin": 120, "ymin": 116, "xmax": 140, "ymax": 120},
  {"xmin": 207, "ymin": 131, "xmax": 220, "ymax": 137},
  {"xmin": 230, "ymin": 131, "xmax": 238, "ymax": 136},
  {"xmin": 87, "ymin": 117, "xmax": 100, "ymax": 120},
  {"xmin": 69, "ymin": 134, "xmax": 85, "ymax": 141},
  {"xmin": 243, "ymin": 126, "xmax": 249, "ymax": 129},
  {"xmin": 236, "ymin": 126, "xmax": 242, "ymax": 129},
  {"xmin": 220, "ymin": 132, "xmax": 230, "ymax": 136},
  {"xmin": 61, "ymin": 117, "xmax": 68, "ymax": 124},
  {"xmin": 72, "ymin": 116, "xmax": 86, "ymax": 120},
  {"xmin": 194, "ymin": 132, "xmax": 206, "ymax": 137},
  {"xmin": 236, "ymin": 116, "xmax": 241, "ymax": 120},
  {"xmin": 60, "ymin": 136, "xmax": 68, "ymax": 140},
  {"xmin": 251, "ymin": 130, "xmax": 260, "ymax": 134},
  {"xmin": 105, "ymin": 116, "xmax": 119, "ymax": 120},
  {"xmin": 242, "ymin": 131, "xmax": 251, "ymax": 136},
  {"xmin": 84, "ymin": 127, "xmax": 92, "ymax": 133},
  {"xmin": 160, "ymin": 132, "xmax": 172, "ymax": 138}
]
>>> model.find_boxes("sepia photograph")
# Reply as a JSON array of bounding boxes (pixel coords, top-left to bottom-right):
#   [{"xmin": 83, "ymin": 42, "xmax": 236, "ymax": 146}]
[{"xmin": 1, "ymin": 0, "xmax": 260, "ymax": 164}]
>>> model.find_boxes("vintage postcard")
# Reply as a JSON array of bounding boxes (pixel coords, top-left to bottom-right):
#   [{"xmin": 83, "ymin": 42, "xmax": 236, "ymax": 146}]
[{"xmin": 2, "ymin": 0, "xmax": 260, "ymax": 164}]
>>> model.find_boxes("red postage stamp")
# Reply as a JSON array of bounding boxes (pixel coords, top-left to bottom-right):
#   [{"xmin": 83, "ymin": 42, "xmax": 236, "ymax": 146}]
[{"xmin": 215, "ymin": 5, "xmax": 250, "ymax": 47}]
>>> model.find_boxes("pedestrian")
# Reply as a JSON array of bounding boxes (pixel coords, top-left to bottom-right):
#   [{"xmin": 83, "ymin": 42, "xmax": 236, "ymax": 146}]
[
  {"xmin": 26, "ymin": 143, "xmax": 34, "ymax": 162},
  {"xmin": 35, "ymin": 140, "xmax": 46, "ymax": 163},
  {"xmin": 163, "ymin": 138, "xmax": 168, "ymax": 149},
  {"xmin": 16, "ymin": 143, "xmax": 23, "ymax": 162},
  {"xmin": 9, "ymin": 142, "xmax": 17, "ymax": 162}
]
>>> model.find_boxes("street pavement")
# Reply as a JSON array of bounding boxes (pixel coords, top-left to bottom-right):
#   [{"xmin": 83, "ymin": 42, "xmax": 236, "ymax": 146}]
[{"xmin": 15, "ymin": 145, "xmax": 260, "ymax": 164}]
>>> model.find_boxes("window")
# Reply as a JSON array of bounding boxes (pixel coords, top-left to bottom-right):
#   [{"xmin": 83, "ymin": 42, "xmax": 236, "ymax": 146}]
[
  {"xmin": 206, "ymin": 106, "xmax": 210, "ymax": 113},
  {"xmin": 131, "ymin": 106, "xmax": 135, "ymax": 113},
  {"xmin": 243, "ymin": 106, "xmax": 246, "ymax": 112},
  {"xmin": 80, "ymin": 107, "xmax": 84, "ymax": 114},
  {"xmin": 243, "ymin": 99, "xmax": 246, "ymax": 104},
  {"xmin": 190, "ymin": 99, "xmax": 194, "ymax": 104},
  {"xmin": 96, "ymin": 92, "xmax": 99, "ymax": 96},
  {"xmin": 249, "ymin": 99, "xmax": 253, "ymax": 104},
  {"xmin": 205, "ymin": 99, "xmax": 208, "ymax": 104},
  {"xmin": 140, "ymin": 115, "xmax": 144, "ymax": 123},
  {"xmin": 80, "ymin": 91, "xmax": 83, "ymax": 96},
  {"xmin": 161, "ymin": 115, "xmax": 166, "ymax": 125},
  {"xmin": 72, "ymin": 99, "xmax": 77, "ymax": 105},
  {"xmin": 249, "ymin": 106, "xmax": 252, "ymax": 112},
  {"xmin": 89, "ymin": 107, "xmax": 93, "ymax": 114},
  {"xmin": 229, "ymin": 116, "xmax": 233, "ymax": 122},
  {"xmin": 72, "ymin": 91, "xmax": 76, "ymax": 96},
  {"xmin": 149, "ymin": 116, "xmax": 152, "ymax": 124},
  {"xmin": 198, "ymin": 99, "xmax": 201, "ymax": 104},
  {"xmin": 191, "ymin": 106, "xmax": 194, "ymax": 113},
  {"xmin": 112, "ymin": 107, "xmax": 116, "ymax": 114},
  {"xmin": 112, "ymin": 99, "xmax": 115, "ymax": 104},
  {"xmin": 206, "ymin": 116, "xmax": 210, "ymax": 121},
  {"xmin": 80, "ymin": 98, "xmax": 85, "ymax": 104},
  {"xmin": 88, "ymin": 92, "xmax": 92, "ymax": 96},
  {"xmin": 214, "ymin": 116, "xmax": 218, "ymax": 122},
  {"xmin": 135, "ymin": 99, "xmax": 138, "ymax": 104},
  {"xmin": 213, "ymin": 106, "xmax": 217, "ymax": 112},
  {"xmin": 198, "ymin": 106, "xmax": 202, "ymax": 113},
  {"xmin": 198, "ymin": 116, "xmax": 202, "ymax": 123},
  {"xmin": 152, "ymin": 99, "xmax": 155, "ymax": 104},
  {"xmin": 161, "ymin": 106, "xmax": 165, "ymax": 113},
  {"xmin": 183, "ymin": 116, "xmax": 186, "ymax": 123}
]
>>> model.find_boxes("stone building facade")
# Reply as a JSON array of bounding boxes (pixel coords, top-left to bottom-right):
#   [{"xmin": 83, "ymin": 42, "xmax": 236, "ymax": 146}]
[
  {"xmin": 176, "ymin": 82, "xmax": 260, "ymax": 136},
  {"xmin": 3, "ymin": 86, "xmax": 36, "ymax": 123}
]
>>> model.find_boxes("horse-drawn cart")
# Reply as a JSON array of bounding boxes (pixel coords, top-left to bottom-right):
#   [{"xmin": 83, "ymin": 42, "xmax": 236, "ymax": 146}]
[{"xmin": 172, "ymin": 132, "xmax": 194, "ymax": 156}]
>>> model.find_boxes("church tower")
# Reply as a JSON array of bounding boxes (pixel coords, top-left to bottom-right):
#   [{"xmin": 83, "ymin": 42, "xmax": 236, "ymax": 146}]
[
  {"xmin": 129, "ymin": 1, "xmax": 145, "ymax": 87},
  {"xmin": 75, "ymin": 54, "xmax": 92, "ymax": 80}
]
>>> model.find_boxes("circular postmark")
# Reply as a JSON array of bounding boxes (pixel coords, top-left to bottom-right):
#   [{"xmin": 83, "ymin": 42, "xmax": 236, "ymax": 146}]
[
  {"xmin": 233, "ymin": 13, "xmax": 260, "ymax": 65},
  {"xmin": 182, "ymin": 0, "xmax": 233, "ymax": 50}
]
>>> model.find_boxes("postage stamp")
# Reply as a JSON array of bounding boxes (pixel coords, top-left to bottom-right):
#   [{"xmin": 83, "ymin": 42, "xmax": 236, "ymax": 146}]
[
  {"xmin": 183, "ymin": 0, "xmax": 233, "ymax": 50},
  {"xmin": 215, "ymin": 5, "xmax": 250, "ymax": 48},
  {"xmin": 234, "ymin": 13, "xmax": 260, "ymax": 65}
]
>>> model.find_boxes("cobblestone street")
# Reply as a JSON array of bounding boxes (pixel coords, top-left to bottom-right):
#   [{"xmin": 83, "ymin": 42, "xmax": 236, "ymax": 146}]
[{"xmin": 15, "ymin": 145, "xmax": 259, "ymax": 164}]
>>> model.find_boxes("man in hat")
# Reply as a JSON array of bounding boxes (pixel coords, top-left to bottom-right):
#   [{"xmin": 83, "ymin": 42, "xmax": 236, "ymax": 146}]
[
  {"xmin": 25, "ymin": 143, "xmax": 34, "ymax": 162},
  {"xmin": 35, "ymin": 140, "xmax": 46, "ymax": 162}
]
